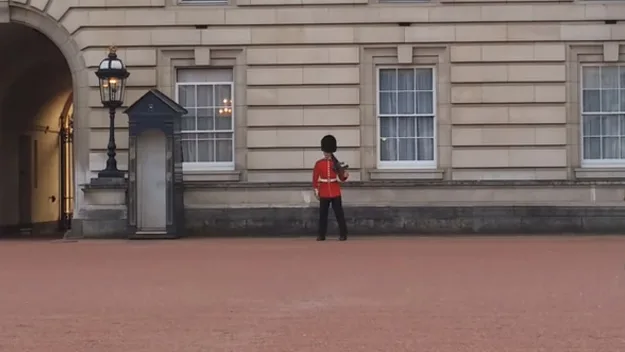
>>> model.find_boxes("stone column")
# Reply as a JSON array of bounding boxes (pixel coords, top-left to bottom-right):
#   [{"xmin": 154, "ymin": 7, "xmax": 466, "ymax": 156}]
[{"xmin": 0, "ymin": 0, "xmax": 9, "ymax": 23}]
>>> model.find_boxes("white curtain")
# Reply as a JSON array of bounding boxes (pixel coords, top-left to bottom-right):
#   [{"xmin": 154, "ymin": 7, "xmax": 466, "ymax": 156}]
[
  {"xmin": 378, "ymin": 68, "xmax": 434, "ymax": 162},
  {"xmin": 582, "ymin": 66, "xmax": 625, "ymax": 160}
]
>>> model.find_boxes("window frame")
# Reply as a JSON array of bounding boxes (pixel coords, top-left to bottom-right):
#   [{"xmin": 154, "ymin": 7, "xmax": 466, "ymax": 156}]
[
  {"xmin": 175, "ymin": 75, "xmax": 236, "ymax": 172},
  {"xmin": 579, "ymin": 63, "xmax": 625, "ymax": 168},
  {"xmin": 375, "ymin": 65, "xmax": 438, "ymax": 170}
]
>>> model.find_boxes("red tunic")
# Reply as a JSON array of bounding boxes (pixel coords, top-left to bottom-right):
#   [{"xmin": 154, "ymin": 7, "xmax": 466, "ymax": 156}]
[{"xmin": 312, "ymin": 158, "xmax": 348, "ymax": 199}]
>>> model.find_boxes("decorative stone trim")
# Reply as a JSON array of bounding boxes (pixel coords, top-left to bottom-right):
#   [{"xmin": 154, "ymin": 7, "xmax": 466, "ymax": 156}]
[
  {"xmin": 182, "ymin": 179, "xmax": 625, "ymax": 189},
  {"xmin": 568, "ymin": 43, "xmax": 625, "ymax": 173},
  {"xmin": 173, "ymin": 0, "xmax": 233, "ymax": 7},
  {"xmin": 183, "ymin": 170, "xmax": 241, "ymax": 182},
  {"xmin": 369, "ymin": 168, "xmax": 445, "ymax": 181},
  {"xmin": 157, "ymin": 47, "xmax": 247, "ymax": 181},
  {"xmin": 574, "ymin": 168, "xmax": 625, "ymax": 180},
  {"xmin": 360, "ymin": 44, "xmax": 450, "ymax": 181}
]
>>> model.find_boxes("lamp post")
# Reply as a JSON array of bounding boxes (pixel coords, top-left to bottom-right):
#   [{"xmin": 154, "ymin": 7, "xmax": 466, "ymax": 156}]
[{"xmin": 95, "ymin": 46, "xmax": 130, "ymax": 178}]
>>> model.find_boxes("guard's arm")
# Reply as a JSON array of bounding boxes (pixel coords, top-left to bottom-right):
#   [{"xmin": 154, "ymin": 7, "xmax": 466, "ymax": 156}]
[
  {"xmin": 339, "ymin": 170, "xmax": 349, "ymax": 182},
  {"xmin": 312, "ymin": 161, "xmax": 320, "ymax": 191}
]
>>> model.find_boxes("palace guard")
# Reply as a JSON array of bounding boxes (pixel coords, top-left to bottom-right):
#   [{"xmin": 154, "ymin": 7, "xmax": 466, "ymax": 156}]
[{"xmin": 312, "ymin": 135, "xmax": 350, "ymax": 241}]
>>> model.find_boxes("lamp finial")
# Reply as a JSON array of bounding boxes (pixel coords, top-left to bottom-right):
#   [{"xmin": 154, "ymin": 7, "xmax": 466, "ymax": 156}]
[{"xmin": 108, "ymin": 46, "xmax": 117, "ymax": 57}]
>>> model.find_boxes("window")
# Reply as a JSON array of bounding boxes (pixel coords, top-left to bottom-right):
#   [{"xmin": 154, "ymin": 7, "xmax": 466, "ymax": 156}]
[
  {"xmin": 176, "ymin": 69, "xmax": 234, "ymax": 171},
  {"xmin": 581, "ymin": 65, "xmax": 625, "ymax": 166},
  {"xmin": 377, "ymin": 67, "xmax": 436, "ymax": 169}
]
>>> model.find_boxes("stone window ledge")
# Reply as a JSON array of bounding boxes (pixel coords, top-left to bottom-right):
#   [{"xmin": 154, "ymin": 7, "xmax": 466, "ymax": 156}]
[
  {"xmin": 575, "ymin": 168, "xmax": 625, "ymax": 180},
  {"xmin": 369, "ymin": 169, "xmax": 444, "ymax": 181},
  {"xmin": 183, "ymin": 170, "xmax": 241, "ymax": 182}
]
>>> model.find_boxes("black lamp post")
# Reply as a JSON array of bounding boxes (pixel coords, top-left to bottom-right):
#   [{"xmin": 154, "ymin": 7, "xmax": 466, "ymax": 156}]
[{"xmin": 95, "ymin": 46, "xmax": 130, "ymax": 178}]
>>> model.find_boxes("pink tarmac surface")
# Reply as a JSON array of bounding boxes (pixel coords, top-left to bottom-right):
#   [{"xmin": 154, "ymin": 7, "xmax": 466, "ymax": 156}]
[{"xmin": 0, "ymin": 236, "xmax": 624, "ymax": 352}]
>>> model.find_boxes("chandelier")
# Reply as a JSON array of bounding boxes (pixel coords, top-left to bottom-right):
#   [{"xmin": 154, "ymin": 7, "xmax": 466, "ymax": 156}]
[{"xmin": 218, "ymin": 98, "xmax": 232, "ymax": 116}]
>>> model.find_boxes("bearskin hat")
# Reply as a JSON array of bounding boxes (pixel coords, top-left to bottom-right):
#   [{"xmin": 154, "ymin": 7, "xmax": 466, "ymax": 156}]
[{"xmin": 320, "ymin": 134, "xmax": 337, "ymax": 153}]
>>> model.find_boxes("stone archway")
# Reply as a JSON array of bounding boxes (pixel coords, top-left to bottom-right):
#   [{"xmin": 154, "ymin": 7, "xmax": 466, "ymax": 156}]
[{"xmin": 0, "ymin": 4, "xmax": 88, "ymax": 237}]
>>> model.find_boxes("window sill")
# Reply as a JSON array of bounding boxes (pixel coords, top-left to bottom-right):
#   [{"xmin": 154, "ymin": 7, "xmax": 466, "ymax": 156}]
[
  {"xmin": 178, "ymin": 0, "xmax": 228, "ymax": 5},
  {"xmin": 183, "ymin": 170, "xmax": 241, "ymax": 182},
  {"xmin": 369, "ymin": 169, "xmax": 444, "ymax": 181},
  {"xmin": 575, "ymin": 168, "xmax": 625, "ymax": 180}
]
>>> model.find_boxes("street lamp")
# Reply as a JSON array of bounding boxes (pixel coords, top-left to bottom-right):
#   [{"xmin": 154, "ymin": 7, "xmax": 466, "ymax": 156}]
[{"xmin": 95, "ymin": 46, "xmax": 130, "ymax": 178}]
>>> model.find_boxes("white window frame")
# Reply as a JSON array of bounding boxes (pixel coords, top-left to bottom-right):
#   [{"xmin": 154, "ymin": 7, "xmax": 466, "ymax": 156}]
[
  {"xmin": 175, "ymin": 77, "xmax": 235, "ymax": 172},
  {"xmin": 579, "ymin": 63, "xmax": 625, "ymax": 168},
  {"xmin": 375, "ymin": 66, "xmax": 437, "ymax": 170}
]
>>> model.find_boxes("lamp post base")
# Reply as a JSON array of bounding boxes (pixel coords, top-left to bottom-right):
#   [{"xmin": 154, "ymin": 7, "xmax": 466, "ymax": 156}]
[{"xmin": 97, "ymin": 169, "xmax": 125, "ymax": 178}]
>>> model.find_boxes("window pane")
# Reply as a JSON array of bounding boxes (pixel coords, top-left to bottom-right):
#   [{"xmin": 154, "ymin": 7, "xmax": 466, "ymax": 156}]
[
  {"xmin": 416, "ymin": 92, "xmax": 433, "ymax": 114},
  {"xmin": 601, "ymin": 66, "xmax": 619, "ymax": 89},
  {"xmin": 181, "ymin": 136, "xmax": 197, "ymax": 162},
  {"xmin": 415, "ymin": 69, "xmax": 433, "ymax": 90},
  {"xmin": 215, "ymin": 85, "xmax": 233, "ymax": 130},
  {"xmin": 215, "ymin": 85, "xmax": 232, "ymax": 107},
  {"xmin": 417, "ymin": 138, "xmax": 435, "ymax": 161},
  {"xmin": 620, "ymin": 115, "xmax": 625, "ymax": 135},
  {"xmin": 582, "ymin": 67, "xmax": 601, "ymax": 89},
  {"xmin": 197, "ymin": 134, "xmax": 215, "ymax": 162},
  {"xmin": 379, "ymin": 92, "xmax": 396, "ymax": 114},
  {"xmin": 602, "ymin": 115, "xmax": 619, "ymax": 136},
  {"xmin": 197, "ymin": 85, "xmax": 213, "ymax": 107},
  {"xmin": 397, "ymin": 92, "xmax": 415, "ymax": 114},
  {"xmin": 582, "ymin": 90, "xmax": 600, "ymax": 112},
  {"xmin": 216, "ymin": 136, "xmax": 233, "ymax": 162},
  {"xmin": 397, "ymin": 117, "xmax": 416, "ymax": 137},
  {"xmin": 583, "ymin": 137, "xmax": 601, "ymax": 159},
  {"xmin": 178, "ymin": 85, "xmax": 195, "ymax": 106},
  {"xmin": 583, "ymin": 115, "xmax": 601, "ymax": 136},
  {"xmin": 379, "ymin": 69, "xmax": 396, "ymax": 91},
  {"xmin": 398, "ymin": 138, "xmax": 416, "ymax": 160},
  {"xmin": 380, "ymin": 137, "xmax": 397, "ymax": 161},
  {"xmin": 181, "ymin": 109, "xmax": 196, "ymax": 131},
  {"xmin": 620, "ymin": 68, "xmax": 625, "ymax": 89},
  {"xmin": 417, "ymin": 117, "xmax": 434, "ymax": 137},
  {"xmin": 603, "ymin": 137, "xmax": 620, "ymax": 158},
  {"xmin": 620, "ymin": 137, "xmax": 625, "ymax": 159},
  {"xmin": 397, "ymin": 69, "xmax": 415, "ymax": 90},
  {"xmin": 215, "ymin": 115, "xmax": 232, "ymax": 130},
  {"xmin": 601, "ymin": 89, "xmax": 620, "ymax": 112},
  {"xmin": 380, "ymin": 117, "xmax": 396, "ymax": 138},
  {"xmin": 177, "ymin": 69, "xmax": 233, "ymax": 83},
  {"xmin": 197, "ymin": 108, "xmax": 214, "ymax": 131}
]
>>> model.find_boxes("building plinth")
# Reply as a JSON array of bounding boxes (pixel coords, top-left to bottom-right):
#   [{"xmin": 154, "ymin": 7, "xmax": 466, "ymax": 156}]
[
  {"xmin": 183, "ymin": 181, "xmax": 625, "ymax": 237},
  {"xmin": 69, "ymin": 178, "xmax": 129, "ymax": 239}
]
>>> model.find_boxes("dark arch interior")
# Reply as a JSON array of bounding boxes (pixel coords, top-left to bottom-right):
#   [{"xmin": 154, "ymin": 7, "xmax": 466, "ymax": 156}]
[{"xmin": 0, "ymin": 23, "xmax": 74, "ymax": 238}]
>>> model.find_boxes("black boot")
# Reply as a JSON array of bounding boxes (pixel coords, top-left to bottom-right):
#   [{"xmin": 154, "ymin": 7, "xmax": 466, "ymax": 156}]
[
  {"xmin": 316, "ymin": 236, "xmax": 326, "ymax": 241},
  {"xmin": 339, "ymin": 235, "xmax": 347, "ymax": 241}
]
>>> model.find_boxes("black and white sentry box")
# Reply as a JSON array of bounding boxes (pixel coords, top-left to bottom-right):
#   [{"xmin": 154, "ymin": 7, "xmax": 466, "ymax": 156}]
[{"xmin": 124, "ymin": 89, "xmax": 186, "ymax": 239}]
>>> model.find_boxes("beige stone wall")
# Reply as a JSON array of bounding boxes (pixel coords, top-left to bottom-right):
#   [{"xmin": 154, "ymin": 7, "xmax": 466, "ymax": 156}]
[{"xmin": 10, "ymin": 0, "xmax": 625, "ymax": 189}]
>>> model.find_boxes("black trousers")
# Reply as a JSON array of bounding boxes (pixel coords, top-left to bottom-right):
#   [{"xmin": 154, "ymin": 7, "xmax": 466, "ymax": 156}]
[{"xmin": 318, "ymin": 196, "xmax": 348, "ymax": 237}]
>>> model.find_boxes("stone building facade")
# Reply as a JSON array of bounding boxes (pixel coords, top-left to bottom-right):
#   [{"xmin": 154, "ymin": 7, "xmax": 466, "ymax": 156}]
[{"xmin": 2, "ymin": 0, "xmax": 625, "ymax": 237}]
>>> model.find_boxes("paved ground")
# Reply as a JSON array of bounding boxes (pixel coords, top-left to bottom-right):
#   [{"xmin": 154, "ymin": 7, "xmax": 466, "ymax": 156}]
[{"xmin": 0, "ymin": 236, "xmax": 624, "ymax": 352}]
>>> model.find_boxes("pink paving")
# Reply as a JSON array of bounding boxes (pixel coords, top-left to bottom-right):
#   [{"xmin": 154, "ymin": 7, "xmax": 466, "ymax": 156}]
[{"xmin": 1, "ymin": 236, "xmax": 624, "ymax": 352}]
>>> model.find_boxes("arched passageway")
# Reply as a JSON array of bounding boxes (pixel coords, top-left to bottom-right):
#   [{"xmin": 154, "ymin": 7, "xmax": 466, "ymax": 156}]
[{"xmin": 0, "ymin": 23, "xmax": 74, "ymax": 238}]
